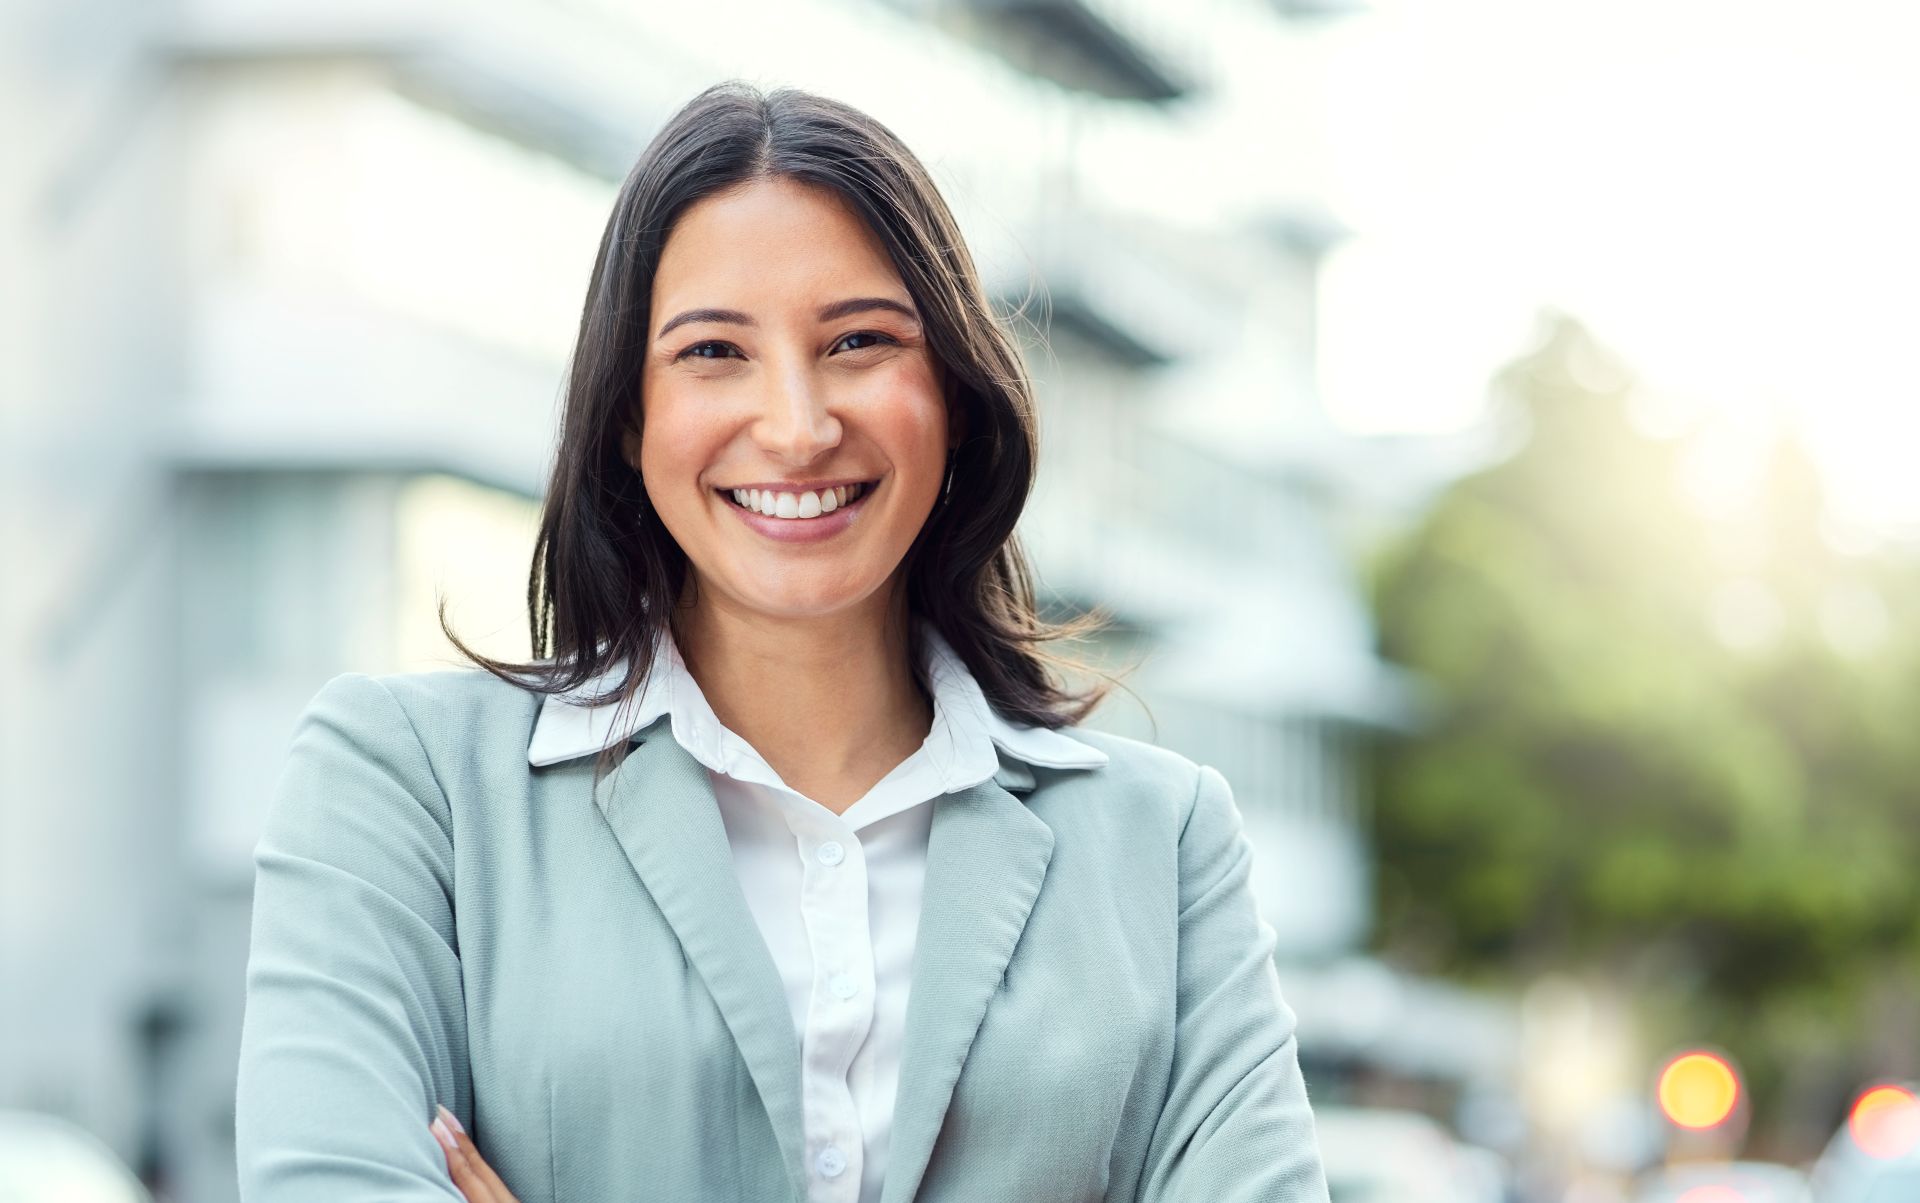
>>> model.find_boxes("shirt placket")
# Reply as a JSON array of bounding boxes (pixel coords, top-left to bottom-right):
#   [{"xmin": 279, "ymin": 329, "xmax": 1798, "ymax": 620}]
[{"xmin": 792, "ymin": 813, "xmax": 875, "ymax": 1203}]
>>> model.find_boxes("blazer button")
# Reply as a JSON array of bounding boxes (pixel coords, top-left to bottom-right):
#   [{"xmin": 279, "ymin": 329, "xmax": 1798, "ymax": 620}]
[{"xmin": 815, "ymin": 840, "xmax": 845, "ymax": 867}]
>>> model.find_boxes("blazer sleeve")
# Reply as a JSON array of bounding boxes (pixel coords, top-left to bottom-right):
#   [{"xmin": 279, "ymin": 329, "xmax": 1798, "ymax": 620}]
[
  {"xmin": 1135, "ymin": 764, "xmax": 1332, "ymax": 1203},
  {"xmin": 234, "ymin": 672, "xmax": 469, "ymax": 1201}
]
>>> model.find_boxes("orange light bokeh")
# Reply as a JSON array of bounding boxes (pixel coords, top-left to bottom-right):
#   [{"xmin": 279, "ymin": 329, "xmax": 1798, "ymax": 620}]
[
  {"xmin": 1657, "ymin": 1052, "xmax": 1741, "ymax": 1130},
  {"xmin": 1850, "ymin": 1084, "xmax": 1920, "ymax": 1160}
]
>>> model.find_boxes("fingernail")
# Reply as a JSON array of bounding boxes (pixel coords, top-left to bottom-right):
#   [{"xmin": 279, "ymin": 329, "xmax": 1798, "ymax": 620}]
[
  {"xmin": 436, "ymin": 1103, "xmax": 467, "ymax": 1135},
  {"xmin": 431, "ymin": 1115, "xmax": 457, "ymax": 1152}
]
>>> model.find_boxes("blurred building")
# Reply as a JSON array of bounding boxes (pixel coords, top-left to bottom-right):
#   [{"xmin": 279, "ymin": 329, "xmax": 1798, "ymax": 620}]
[{"xmin": 2, "ymin": 0, "xmax": 1407, "ymax": 1196}]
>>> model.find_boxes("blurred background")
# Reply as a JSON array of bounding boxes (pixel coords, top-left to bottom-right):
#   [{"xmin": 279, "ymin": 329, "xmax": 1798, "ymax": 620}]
[{"xmin": 5, "ymin": 0, "xmax": 1919, "ymax": 1199}]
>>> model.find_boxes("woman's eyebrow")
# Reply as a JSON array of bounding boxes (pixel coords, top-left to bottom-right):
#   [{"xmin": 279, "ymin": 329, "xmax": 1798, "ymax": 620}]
[
  {"xmin": 655, "ymin": 307, "xmax": 752, "ymax": 340},
  {"xmin": 816, "ymin": 296, "xmax": 920, "ymax": 326},
  {"xmin": 654, "ymin": 296, "xmax": 920, "ymax": 342}
]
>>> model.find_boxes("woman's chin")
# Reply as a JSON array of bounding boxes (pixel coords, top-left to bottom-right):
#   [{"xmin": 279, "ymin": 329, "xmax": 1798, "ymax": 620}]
[{"xmin": 711, "ymin": 576, "xmax": 889, "ymax": 623}]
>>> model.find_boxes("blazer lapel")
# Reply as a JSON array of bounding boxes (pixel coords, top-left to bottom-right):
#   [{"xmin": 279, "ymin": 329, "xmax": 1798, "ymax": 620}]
[
  {"xmin": 591, "ymin": 720, "xmax": 808, "ymax": 1199},
  {"xmin": 880, "ymin": 777, "xmax": 1055, "ymax": 1203}
]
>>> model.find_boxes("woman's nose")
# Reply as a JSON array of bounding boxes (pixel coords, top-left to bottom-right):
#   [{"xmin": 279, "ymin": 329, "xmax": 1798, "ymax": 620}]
[{"xmin": 755, "ymin": 365, "xmax": 843, "ymax": 462}]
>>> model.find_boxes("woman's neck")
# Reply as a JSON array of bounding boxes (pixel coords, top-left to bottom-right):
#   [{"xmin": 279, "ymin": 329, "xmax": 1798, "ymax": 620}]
[{"xmin": 669, "ymin": 590, "xmax": 935, "ymax": 814}]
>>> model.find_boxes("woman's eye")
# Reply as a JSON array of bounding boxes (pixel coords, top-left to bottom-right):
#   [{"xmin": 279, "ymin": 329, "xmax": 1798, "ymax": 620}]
[
  {"xmin": 835, "ymin": 331, "xmax": 896, "ymax": 354},
  {"xmin": 678, "ymin": 341, "xmax": 740, "ymax": 361}
]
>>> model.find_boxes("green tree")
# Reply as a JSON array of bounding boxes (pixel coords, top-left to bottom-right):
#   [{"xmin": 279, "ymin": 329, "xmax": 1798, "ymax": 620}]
[{"xmin": 1368, "ymin": 309, "xmax": 1920, "ymax": 1155}]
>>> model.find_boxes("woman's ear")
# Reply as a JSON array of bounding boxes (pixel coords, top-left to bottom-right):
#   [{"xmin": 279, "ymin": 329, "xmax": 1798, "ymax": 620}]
[
  {"xmin": 944, "ymin": 373, "xmax": 968, "ymax": 452},
  {"xmin": 619, "ymin": 420, "xmax": 644, "ymax": 475}
]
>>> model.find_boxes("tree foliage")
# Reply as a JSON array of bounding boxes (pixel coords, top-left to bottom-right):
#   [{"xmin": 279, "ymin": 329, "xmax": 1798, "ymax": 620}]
[{"xmin": 1367, "ymin": 310, "xmax": 1920, "ymax": 1140}]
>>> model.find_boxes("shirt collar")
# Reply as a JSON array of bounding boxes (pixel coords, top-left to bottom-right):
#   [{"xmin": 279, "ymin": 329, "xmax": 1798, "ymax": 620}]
[{"xmin": 525, "ymin": 617, "xmax": 1108, "ymax": 789}]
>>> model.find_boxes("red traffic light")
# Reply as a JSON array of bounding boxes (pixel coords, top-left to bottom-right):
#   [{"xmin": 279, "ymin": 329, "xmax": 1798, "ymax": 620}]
[{"xmin": 1849, "ymin": 1084, "xmax": 1920, "ymax": 1161}]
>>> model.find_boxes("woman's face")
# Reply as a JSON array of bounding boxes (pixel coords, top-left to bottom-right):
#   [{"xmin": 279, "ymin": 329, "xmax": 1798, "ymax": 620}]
[{"xmin": 628, "ymin": 175, "xmax": 956, "ymax": 625}]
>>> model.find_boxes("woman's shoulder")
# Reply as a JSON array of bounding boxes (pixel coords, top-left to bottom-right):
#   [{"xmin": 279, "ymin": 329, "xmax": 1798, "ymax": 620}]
[
  {"xmin": 295, "ymin": 665, "xmax": 545, "ymax": 759},
  {"xmin": 1026, "ymin": 724, "xmax": 1223, "ymax": 824}
]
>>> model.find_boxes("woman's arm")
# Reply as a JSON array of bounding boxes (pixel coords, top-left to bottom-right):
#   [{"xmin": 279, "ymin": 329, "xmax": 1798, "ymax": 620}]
[
  {"xmin": 235, "ymin": 672, "xmax": 471, "ymax": 1201},
  {"xmin": 1135, "ymin": 764, "xmax": 1332, "ymax": 1203}
]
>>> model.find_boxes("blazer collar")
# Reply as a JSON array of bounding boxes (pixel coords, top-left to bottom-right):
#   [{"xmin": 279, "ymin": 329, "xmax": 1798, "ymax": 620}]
[
  {"xmin": 526, "ymin": 617, "xmax": 1108, "ymax": 788},
  {"xmin": 593, "ymin": 721, "xmax": 1061, "ymax": 1203},
  {"xmin": 877, "ymin": 768, "xmax": 1058, "ymax": 1203}
]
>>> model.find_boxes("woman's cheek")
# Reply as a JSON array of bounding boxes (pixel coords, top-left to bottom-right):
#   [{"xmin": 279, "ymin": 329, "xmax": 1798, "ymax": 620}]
[{"xmin": 639, "ymin": 393, "xmax": 729, "ymax": 493}]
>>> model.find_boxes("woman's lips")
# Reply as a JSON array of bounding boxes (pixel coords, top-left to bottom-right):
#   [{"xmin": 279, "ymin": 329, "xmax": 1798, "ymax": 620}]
[{"xmin": 717, "ymin": 478, "xmax": 879, "ymax": 544}]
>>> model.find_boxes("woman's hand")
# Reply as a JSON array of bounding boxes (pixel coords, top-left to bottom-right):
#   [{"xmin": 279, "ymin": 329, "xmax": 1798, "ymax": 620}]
[{"xmin": 430, "ymin": 1104, "xmax": 522, "ymax": 1203}]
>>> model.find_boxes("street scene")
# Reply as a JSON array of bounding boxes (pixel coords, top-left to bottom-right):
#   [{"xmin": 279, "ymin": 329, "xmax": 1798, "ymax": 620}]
[{"xmin": 4, "ymin": 0, "xmax": 1919, "ymax": 1200}]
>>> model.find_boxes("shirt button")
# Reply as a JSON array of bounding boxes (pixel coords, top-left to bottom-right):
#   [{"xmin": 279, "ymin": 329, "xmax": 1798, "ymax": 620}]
[
  {"xmin": 830, "ymin": 972, "xmax": 858, "ymax": 999},
  {"xmin": 816, "ymin": 1144, "xmax": 847, "ymax": 1178},
  {"xmin": 815, "ymin": 840, "xmax": 845, "ymax": 867}
]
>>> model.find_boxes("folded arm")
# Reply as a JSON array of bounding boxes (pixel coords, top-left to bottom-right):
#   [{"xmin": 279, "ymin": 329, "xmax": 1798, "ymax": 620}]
[
  {"xmin": 1135, "ymin": 764, "xmax": 1331, "ymax": 1203},
  {"xmin": 235, "ymin": 672, "xmax": 470, "ymax": 1201}
]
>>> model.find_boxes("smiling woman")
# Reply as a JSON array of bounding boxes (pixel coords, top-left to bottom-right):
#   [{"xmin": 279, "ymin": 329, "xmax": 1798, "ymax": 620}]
[{"xmin": 234, "ymin": 79, "xmax": 1330, "ymax": 1203}]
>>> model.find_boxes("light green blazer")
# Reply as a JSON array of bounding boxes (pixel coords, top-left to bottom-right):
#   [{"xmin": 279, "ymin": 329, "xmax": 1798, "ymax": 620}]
[{"xmin": 234, "ymin": 669, "xmax": 1329, "ymax": 1202}]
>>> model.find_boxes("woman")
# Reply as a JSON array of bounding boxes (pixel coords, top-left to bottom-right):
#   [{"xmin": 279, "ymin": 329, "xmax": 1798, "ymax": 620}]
[{"xmin": 234, "ymin": 80, "xmax": 1329, "ymax": 1203}]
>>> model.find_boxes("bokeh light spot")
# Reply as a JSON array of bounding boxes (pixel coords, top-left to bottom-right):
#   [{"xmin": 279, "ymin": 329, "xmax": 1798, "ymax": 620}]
[
  {"xmin": 1850, "ymin": 1084, "xmax": 1920, "ymax": 1160},
  {"xmin": 1657, "ymin": 1051, "xmax": 1741, "ymax": 1129}
]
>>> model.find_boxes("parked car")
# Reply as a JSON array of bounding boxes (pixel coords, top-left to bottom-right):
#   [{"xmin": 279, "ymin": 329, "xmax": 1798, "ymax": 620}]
[
  {"xmin": 1810, "ymin": 1082, "xmax": 1920, "ymax": 1203},
  {"xmin": 0, "ymin": 1110, "xmax": 150, "ymax": 1203},
  {"xmin": 1450, "ymin": 1143, "xmax": 1515, "ymax": 1203},
  {"xmin": 1630, "ymin": 1160, "xmax": 1811, "ymax": 1203},
  {"xmin": 1313, "ymin": 1104, "xmax": 1485, "ymax": 1203}
]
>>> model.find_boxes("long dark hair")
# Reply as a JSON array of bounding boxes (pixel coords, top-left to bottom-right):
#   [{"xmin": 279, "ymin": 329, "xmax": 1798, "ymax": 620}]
[{"xmin": 445, "ymin": 79, "xmax": 1120, "ymax": 767}]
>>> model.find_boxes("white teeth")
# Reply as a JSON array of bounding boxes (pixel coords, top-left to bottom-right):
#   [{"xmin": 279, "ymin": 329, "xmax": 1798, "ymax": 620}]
[{"xmin": 727, "ymin": 482, "xmax": 868, "ymax": 519}]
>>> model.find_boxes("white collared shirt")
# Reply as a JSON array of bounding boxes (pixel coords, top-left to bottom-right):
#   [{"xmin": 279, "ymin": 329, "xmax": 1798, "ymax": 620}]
[{"xmin": 527, "ymin": 617, "xmax": 1107, "ymax": 1203}]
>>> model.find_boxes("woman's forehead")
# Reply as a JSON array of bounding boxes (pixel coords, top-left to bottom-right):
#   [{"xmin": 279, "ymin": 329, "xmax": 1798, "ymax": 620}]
[{"xmin": 656, "ymin": 177, "xmax": 898, "ymax": 293}]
